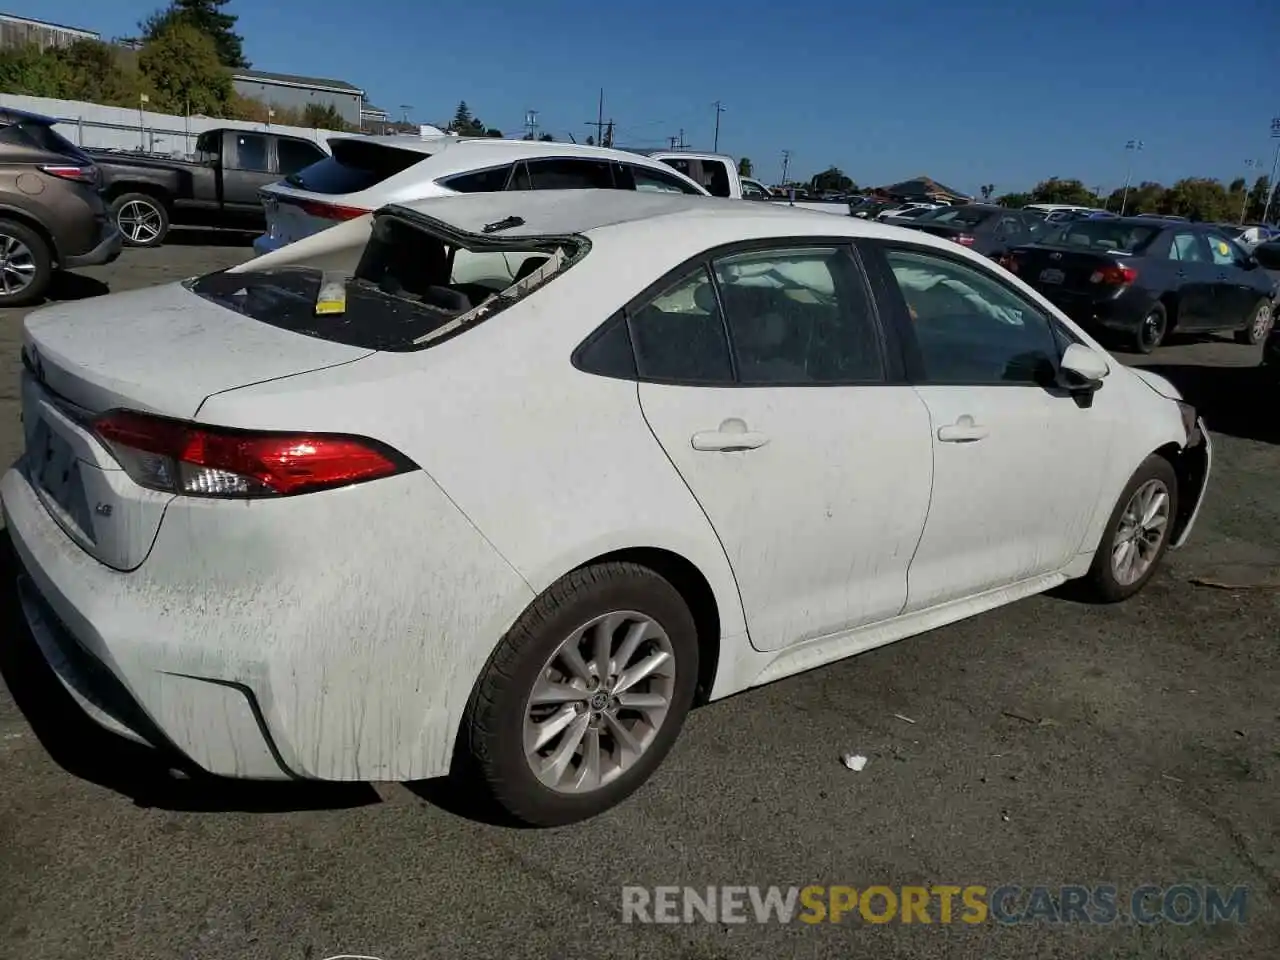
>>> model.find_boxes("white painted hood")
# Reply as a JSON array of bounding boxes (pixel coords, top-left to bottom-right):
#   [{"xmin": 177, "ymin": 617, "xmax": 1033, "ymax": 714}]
[{"xmin": 23, "ymin": 281, "xmax": 373, "ymax": 419}]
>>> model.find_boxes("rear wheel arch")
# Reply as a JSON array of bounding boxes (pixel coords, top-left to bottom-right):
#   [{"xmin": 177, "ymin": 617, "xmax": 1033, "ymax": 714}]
[
  {"xmin": 1157, "ymin": 292, "xmax": 1180, "ymax": 329},
  {"xmin": 579, "ymin": 547, "xmax": 722, "ymax": 704},
  {"xmin": 104, "ymin": 181, "xmax": 172, "ymax": 208},
  {"xmin": 0, "ymin": 206, "xmax": 59, "ymax": 263}
]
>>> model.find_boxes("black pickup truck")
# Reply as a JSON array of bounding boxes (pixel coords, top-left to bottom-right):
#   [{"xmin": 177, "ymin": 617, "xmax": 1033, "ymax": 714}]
[{"xmin": 90, "ymin": 127, "xmax": 329, "ymax": 247}]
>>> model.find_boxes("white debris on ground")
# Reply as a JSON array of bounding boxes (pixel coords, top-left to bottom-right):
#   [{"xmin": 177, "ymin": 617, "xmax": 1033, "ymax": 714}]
[{"xmin": 841, "ymin": 753, "xmax": 868, "ymax": 772}]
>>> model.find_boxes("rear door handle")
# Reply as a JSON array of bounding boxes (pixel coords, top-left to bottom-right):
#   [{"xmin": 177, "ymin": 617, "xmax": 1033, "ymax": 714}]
[
  {"xmin": 691, "ymin": 419, "xmax": 770, "ymax": 452},
  {"xmin": 937, "ymin": 416, "xmax": 989, "ymax": 443}
]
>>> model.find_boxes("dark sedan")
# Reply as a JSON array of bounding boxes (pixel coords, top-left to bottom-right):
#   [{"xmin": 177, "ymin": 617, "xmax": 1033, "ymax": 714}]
[
  {"xmin": 898, "ymin": 204, "xmax": 1042, "ymax": 260},
  {"xmin": 1006, "ymin": 218, "xmax": 1276, "ymax": 353}
]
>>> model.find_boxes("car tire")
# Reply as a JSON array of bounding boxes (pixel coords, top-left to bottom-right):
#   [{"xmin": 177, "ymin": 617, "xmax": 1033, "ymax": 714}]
[
  {"xmin": 1077, "ymin": 454, "xmax": 1180, "ymax": 603},
  {"xmin": 111, "ymin": 193, "xmax": 170, "ymax": 247},
  {"xmin": 459, "ymin": 561, "xmax": 699, "ymax": 827},
  {"xmin": 1234, "ymin": 298, "xmax": 1273, "ymax": 346},
  {"xmin": 1132, "ymin": 303, "xmax": 1168, "ymax": 354},
  {"xmin": 0, "ymin": 218, "xmax": 54, "ymax": 308}
]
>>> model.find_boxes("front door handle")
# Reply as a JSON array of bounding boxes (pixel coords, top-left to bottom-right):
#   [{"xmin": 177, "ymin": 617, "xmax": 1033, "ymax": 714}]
[
  {"xmin": 937, "ymin": 416, "xmax": 989, "ymax": 443},
  {"xmin": 691, "ymin": 418, "xmax": 770, "ymax": 452}
]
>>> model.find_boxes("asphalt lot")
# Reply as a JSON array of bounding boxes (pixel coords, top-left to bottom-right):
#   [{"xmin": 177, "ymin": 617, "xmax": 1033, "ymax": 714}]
[{"xmin": 0, "ymin": 231, "xmax": 1278, "ymax": 960}]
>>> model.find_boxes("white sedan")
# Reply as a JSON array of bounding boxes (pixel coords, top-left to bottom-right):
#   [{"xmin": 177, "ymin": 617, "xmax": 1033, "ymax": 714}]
[{"xmin": 3, "ymin": 191, "xmax": 1211, "ymax": 826}]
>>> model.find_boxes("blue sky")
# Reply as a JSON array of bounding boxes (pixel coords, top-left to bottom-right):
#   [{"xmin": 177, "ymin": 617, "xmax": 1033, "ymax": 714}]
[{"xmin": 30, "ymin": 0, "xmax": 1280, "ymax": 194}]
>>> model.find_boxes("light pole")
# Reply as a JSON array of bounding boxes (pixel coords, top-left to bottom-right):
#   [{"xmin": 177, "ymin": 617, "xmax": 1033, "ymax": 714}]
[
  {"xmin": 1119, "ymin": 139, "xmax": 1143, "ymax": 216},
  {"xmin": 780, "ymin": 149, "xmax": 792, "ymax": 187},
  {"xmin": 1262, "ymin": 118, "xmax": 1280, "ymax": 226},
  {"xmin": 1240, "ymin": 158, "xmax": 1261, "ymax": 224}
]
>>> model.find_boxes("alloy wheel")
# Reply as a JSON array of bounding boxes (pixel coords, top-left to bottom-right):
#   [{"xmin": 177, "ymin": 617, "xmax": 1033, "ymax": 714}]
[
  {"xmin": 1141, "ymin": 310, "xmax": 1166, "ymax": 350},
  {"xmin": 523, "ymin": 610, "xmax": 676, "ymax": 794},
  {"xmin": 0, "ymin": 233, "xmax": 37, "ymax": 296},
  {"xmin": 1111, "ymin": 478, "xmax": 1171, "ymax": 586},
  {"xmin": 116, "ymin": 199, "xmax": 164, "ymax": 244},
  {"xmin": 1252, "ymin": 303, "xmax": 1273, "ymax": 341}
]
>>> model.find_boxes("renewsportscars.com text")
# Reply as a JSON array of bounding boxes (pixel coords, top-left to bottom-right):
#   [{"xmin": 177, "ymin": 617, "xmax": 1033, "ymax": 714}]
[{"xmin": 621, "ymin": 884, "xmax": 1249, "ymax": 926}]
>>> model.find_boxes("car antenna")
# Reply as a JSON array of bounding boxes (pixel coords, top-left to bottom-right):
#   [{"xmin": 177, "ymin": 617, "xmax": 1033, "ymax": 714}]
[{"xmin": 482, "ymin": 215, "xmax": 525, "ymax": 234}]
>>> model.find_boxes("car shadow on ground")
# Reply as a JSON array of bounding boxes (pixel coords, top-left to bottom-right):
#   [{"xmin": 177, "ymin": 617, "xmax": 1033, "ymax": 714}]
[
  {"xmin": 0, "ymin": 532, "xmax": 380, "ymax": 813},
  {"xmin": 1142, "ymin": 363, "xmax": 1277, "ymax": 445},
  {"xmin": 163, "ymin": 227, "xmax": 258, "ymax": 248},
  {"xmin": 43, "ymin": 271, "xmax": 110, "ymax": 303}
]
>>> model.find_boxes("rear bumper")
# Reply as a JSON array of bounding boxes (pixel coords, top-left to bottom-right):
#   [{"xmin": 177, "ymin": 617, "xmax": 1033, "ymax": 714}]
[
  {"xmin": 1, "ymin": 462, "xmax": 534, "ymax": 782},
  {"xmin": 252, "ymin": 233, "xmax": 282, "ymax": 256},
  {"xmin": 1039, "ymin": 288, "xmax": 1151, "ymax": 333},
  {"xmin": 61, "ymin": 223, "xmax": 123, "ymax": 269}
]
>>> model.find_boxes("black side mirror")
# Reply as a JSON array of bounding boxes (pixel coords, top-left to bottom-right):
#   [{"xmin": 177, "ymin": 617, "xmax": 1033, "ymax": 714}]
[{"xmin": 1239, "ymin": 255, "xmax": 1258, "ymax": 270}]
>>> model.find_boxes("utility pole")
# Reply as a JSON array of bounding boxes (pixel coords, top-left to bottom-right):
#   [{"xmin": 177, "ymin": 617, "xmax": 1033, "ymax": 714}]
[
  {"xmin": 1241, "ymin": 159, "xmax": 1261, "ymax": 224},
  {"xmin": 586, "ymin": 88, "xmax": 605, "ymax": 145},
  {"xmin": 678, "ymin": 128, "xmax": 685, "ymax": 150},
  {"xmin": 1262, "ymin": 118, "xmax": 1280, "ymax": 226},
  {"xmin": 780, "ymin": 149, "xmax": 792, "ymax": 187},
  {"xmin": 601, "ymin": 120, "xmax": 614, "ymax": 148},
  {"xmin": 524, "ymin": 110, "xmax": 540, "ymax": 141},
  {"xmin": 1119, "ymin": 139, "xmax": 1143, "ymax": 216},
  {"xmin": 712, "ymin": 100, "xmax": 725, "ymax": 153}
]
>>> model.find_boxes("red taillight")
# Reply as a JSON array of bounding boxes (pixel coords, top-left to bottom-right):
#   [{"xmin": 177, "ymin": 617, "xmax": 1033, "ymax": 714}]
[
  {"xmin": 954, "ymin": 234, "xmax": 976, "ymax": 246},
  {"xmin": 294, "ymin": 199, "xmax": 368, "ymax": 221},
  {"xmin": 1090, "ymin": 264, "xmax": 1138, "ymax": 286},
  {"xmin": 92, "ymin": 410, "xmax": 414, "ymax": 498},
  {"xmin": 40, "ymin": 164, "xmax": 98, "ymax": 185}
]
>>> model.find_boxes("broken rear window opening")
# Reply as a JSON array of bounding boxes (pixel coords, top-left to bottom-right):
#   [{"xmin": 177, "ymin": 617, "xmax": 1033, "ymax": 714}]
[
  {"xmin": 188, "ymin": 211, "xmax": 587, "ymax": 352},
  {"xmin": 285, "ymin": 139, "xmax": 426, "ymax": 194}
]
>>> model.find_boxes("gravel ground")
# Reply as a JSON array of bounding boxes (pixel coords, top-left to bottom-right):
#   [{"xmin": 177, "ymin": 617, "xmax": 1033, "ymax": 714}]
[{"xmin": 0, "ymin": 233, "xmax": 1277, "ymax": 960}]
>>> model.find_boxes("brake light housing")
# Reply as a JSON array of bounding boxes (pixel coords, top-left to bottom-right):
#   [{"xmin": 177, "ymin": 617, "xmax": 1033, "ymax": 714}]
[
  {"xmin": 92, "ymin": 410, "xmax": 416, "ymax": 498},
  {"xmin": 294, "ymin": 199, "xmax": 368, "ymax": 221},
  {"xmin": 1090, "ymin": 264, "xmax": 1138, "ymax": 286},
  {"xmin": 40, "ymin": 164, "xmax": 99, "ymax": 185}
]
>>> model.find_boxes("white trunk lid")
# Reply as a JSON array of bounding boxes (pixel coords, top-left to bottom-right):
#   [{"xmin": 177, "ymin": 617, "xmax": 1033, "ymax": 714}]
[{"xmin": 20, "ymin": 282, "xmax": 371, "ymax": 571}]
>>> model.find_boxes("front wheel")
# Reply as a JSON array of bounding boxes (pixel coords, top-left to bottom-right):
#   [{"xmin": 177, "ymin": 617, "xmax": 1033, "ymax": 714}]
[
  {"xmin": 1077, "ymin": 455, "xmax": 1179, "ymax": 603},
  {"xmin": 111, "ymin": 193, "xmax": 170, "ymax": 247},
  {"xmin": 459, "ymin": 561, "xmax": 699, "ymax": 826},
  {"xmin": 1234, "ymin": 299, "xmax": 1274, "ymax": 346}
]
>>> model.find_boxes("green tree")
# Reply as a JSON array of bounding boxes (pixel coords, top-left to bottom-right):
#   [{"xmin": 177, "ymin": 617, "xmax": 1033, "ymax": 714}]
[
  {"xmin": 738, "ymin": 157, "xmax": 753, "ymax": 177},
  {"xmin": 138, "ymin": 22, "xmax": 233, "ymax": 116},
  {"xmin": 1110, "ymin": 181, "xmax": 1166, "ymax": 216},
  {"xmin": 1030, "ymin": 177, "xmax": 1096, "ymax": 206},
  {"xmin": 585, "ymin": 135, "xmax": 595, "ymax": 146},
  {"xmin": 538, "ymin": 132, "xmax": 553, "ymax": 141},
  {"xmin": 994, "ymin": 192, "xmax": 1031, "ymax": 208},
  {"xmin": 58, "ymin": 40, "xmax": 147, "ymax": 106},
  {"xmin": 301, "ymin": 102, "xmax": 347, "ymax": 130},
  {"xmin": 485, "ymin": 128, "xmax": 503, "ymax": 138},
  {"xmin": 451, "ymin": 101, "xmax": 473, "ymax": 131},
  {"xmin": 143, "ymin": 0, "xmax": 248, "ymax": 68},
  {"xmin": 1247, "ymin": 176, "xmax": 1271, "ymax": 222},
  {"xmin": 1161, "ymin": 178, "xmax": 1231, "ymax": 221},
  {"xmin": 0, "ymin": 43, "xmax": 71, "ymax": 98},
  {"xmin": 810, "ymin": 166, "xmax": 853, "ymax": 194},
  {"xmin": 980, "ymin": 183, "xmax": 995, "ymax": 201}
]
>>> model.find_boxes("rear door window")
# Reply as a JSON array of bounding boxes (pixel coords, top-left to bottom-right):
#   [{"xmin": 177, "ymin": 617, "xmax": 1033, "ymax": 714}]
[
  {"xmin": 9, "ymin": 121, "xmax": 90, "ymax": 161},
  {"xmin": 285, "ymin": 139, "xmax": 426, "ymax": 194},
  {"xmin": 1204, "ymin": 231, "xmax": 1243, "ymax": 266},
  {"xmin": 624, "ymin": 164, "xmax": 705, "ymax": 195},
  {"xmin": 442, "ymin": 164, "xmax": 514, "ymax": 193},
  {"xmin": 628, "ymin": 269, "xmax": 734, "ymax": 383},
  {"xmin": 1170, "ymin": 233, "xmax": 1207, "ymax": 262},
  {"xmin": 235, "ymin": 134, "xmax": 270, "ymax": 173},
  {"xmin": 523, "ymin": 158, "xmax": 616, "ymax": 189}
]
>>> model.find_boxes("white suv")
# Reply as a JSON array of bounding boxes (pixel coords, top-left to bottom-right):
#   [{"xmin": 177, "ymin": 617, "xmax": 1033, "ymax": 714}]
[{"xmin": 254, "ymin": 135, "xmax": 709, "ymax": 254}]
